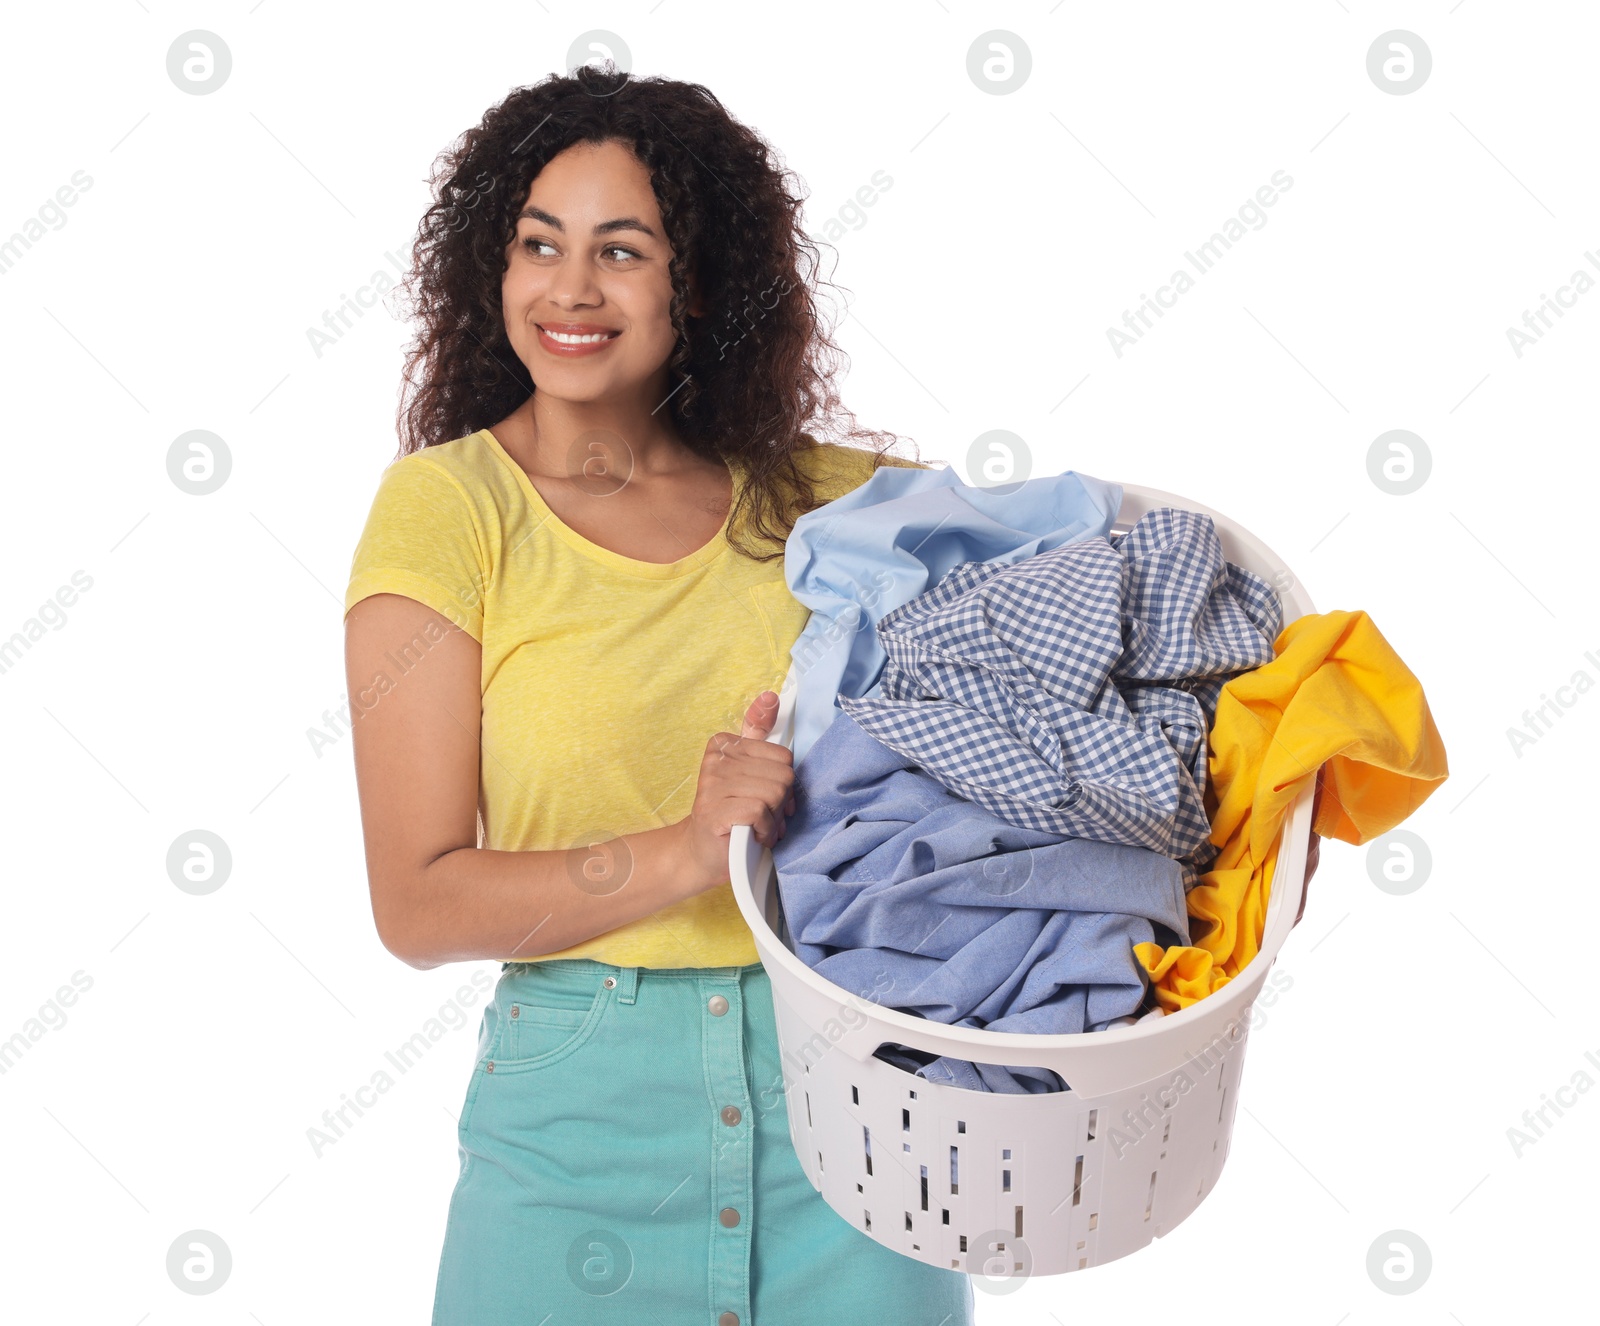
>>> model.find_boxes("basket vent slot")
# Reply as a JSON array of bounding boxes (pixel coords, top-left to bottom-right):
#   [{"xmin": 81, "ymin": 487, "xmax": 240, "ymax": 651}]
[
  {"xmin": 950, "ymin": 1144, "xmax": 959, "ymax": 1194},
  {"xmin": 1072, "ymin": 1154, "xmax": 1084, "ymax": 1206},
  {"xmin": 863, "ymin": 1125, "xmax": 873, "ymax": 1176}
]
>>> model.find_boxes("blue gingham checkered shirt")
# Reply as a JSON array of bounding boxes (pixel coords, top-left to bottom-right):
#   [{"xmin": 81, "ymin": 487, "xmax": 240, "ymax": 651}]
[{"xmin": 836, "ymin": 507, "xmax": 1282, "ymax": 886}]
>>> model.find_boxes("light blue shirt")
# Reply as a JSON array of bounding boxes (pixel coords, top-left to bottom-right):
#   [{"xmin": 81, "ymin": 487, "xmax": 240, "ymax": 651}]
[{"xmin": 783, "ymin": 464, "xmax": 1123, "ymax": 763}]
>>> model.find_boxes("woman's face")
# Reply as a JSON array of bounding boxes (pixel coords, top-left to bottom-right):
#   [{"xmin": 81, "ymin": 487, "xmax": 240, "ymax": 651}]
[{"xmin": 500, "ymin": 138, "xmax": 695, "ymax": 410}]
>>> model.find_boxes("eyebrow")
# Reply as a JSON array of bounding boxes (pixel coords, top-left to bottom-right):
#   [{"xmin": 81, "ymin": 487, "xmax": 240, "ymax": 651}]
[{"xmin": 517, "ymin": 205, "xmax": 658, "ymax": 239}]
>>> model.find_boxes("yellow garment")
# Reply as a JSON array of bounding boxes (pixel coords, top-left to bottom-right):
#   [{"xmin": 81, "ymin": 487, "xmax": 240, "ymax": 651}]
[
  {"xmin": 344, "ymin": 427, "xmax": 923, "ymax": 967},
  {"xmin": 1134, "ymin": 609, "xmax": 1449, "ymax": 1010}
]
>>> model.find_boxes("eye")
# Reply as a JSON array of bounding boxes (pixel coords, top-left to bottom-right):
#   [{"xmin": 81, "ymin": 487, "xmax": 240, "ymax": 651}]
[{"xmin": 519, "ymin": 236, "xmax": 640, "ymax": 262}]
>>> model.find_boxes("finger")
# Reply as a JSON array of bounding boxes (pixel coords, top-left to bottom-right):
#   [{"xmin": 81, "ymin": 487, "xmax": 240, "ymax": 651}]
[
  {"xmin": 728, "ymin": 739, "xmax": 793, "ymax": 769},
  {"xmin": 754, "ymin": 809, "xmax": 778, "ymax": 847},
  {"xmin": 740, "ymin": 690, "xmax": 779, "ymax": 741},
  {"xmin": 708, "ymin": 726, "xmax": 793, "ymax": 767},
  {"xmin": 724, "ymin": 795, "xmax": 776, "ymax": 838},
  {"xmin": 764, "ymin": 806, "xmax": 786, "ymax": 847},
  {"xmin": 707, "ymin": 748, "xmax": 793, "ymax": 790},
  {"xmin": 725, "ymin": 785, "xmax": 790, "ymax": 844}
]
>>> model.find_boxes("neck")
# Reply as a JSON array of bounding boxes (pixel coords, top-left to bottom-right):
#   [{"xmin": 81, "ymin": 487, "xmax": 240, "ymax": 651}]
[{"xmin": 511, "ymin": 389, "xmax": 698, "ymax": 478}]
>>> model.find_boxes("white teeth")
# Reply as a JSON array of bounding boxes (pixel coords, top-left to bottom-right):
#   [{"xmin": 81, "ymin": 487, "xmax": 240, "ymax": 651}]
[{"xmin": 543, "ymin": 327, "xmax": 616, "ymax": 345}]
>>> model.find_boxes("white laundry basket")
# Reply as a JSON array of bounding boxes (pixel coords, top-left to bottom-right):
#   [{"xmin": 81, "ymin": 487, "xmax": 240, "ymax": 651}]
[{"xmin": 728, "ymin": 482, "xmax": 1317, "ymax": 1279}]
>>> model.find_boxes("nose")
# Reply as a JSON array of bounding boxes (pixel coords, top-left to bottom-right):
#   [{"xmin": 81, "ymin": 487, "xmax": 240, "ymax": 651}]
[{"xmin": 545, "ymin": 251, "xmax": 604, "ymax": 307}]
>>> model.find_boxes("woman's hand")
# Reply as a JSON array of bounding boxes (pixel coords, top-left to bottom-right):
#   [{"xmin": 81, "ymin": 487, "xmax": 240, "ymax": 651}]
[{"xmin": 673, "ymin": 690, "xmax": 798, "ymax": 894}]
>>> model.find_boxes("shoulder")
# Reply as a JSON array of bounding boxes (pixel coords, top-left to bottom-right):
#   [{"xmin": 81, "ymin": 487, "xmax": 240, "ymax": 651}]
[
  {"xmin": 351, "ymin": 433, "xmax": 504, "ymax": 563},
  {"xmin": 360, "ymin": 431, "xmax": 513, "ymax": 525},
  {"xmin": 790, "ymin": 436, "xmax": 932, "ymax": 505},
  {"xmin": 378, "ymin": 431, "xmax": 496, "ymax": 494}
]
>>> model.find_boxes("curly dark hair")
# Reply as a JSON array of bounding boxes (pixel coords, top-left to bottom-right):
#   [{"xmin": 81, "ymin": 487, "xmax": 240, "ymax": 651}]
[{"xmin": 391, "ymin": 63, "xmax": 921, "ymax": 562}]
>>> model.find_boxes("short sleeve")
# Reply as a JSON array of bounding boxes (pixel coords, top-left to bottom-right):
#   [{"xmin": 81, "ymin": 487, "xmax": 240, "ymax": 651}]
[{"xmin": 343, "ymin": 454, "xmax": 487, "ymax": 642}]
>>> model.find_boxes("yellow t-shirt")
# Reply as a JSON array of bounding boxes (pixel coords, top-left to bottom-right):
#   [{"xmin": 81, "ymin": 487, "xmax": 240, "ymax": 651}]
[{"xmin": 344, "ymin": 426, "xmax": 923, "ymax": 968}]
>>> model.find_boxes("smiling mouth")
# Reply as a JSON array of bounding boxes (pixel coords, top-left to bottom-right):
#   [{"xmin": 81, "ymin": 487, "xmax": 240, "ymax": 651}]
[{"xmin": 537, "ymin": 325, "xmax": 622, "ymax": 346}]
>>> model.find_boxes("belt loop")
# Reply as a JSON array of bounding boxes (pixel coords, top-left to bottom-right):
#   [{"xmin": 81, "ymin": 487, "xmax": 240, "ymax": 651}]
[{"xmin": 616, "ymin": 964, "xmax": 639, "ymax": 1004}]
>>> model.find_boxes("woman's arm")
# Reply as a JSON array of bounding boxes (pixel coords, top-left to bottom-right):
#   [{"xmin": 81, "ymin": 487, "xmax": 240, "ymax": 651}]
[{"xmin": 344, "ymin": 592, "xmax": 710, "ymax": 970}]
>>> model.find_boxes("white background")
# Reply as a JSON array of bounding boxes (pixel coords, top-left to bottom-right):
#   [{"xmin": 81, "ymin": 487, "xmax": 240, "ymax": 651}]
[{"xmin": 1, "ymin": 2, "xmax": 1593, "ymax": 1321}]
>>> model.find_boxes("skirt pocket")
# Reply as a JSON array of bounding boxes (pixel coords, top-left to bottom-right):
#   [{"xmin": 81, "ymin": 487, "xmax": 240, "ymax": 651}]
[{"xmin": 489, "ymin": 964, "xmax": 609, "ymax": 1075}]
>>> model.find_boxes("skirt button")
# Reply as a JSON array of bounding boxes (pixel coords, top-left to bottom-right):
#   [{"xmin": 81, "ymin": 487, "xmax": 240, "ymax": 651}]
[{"xmin": 708, "ymin": 994, "xmax": 729, "ymax": 1016}]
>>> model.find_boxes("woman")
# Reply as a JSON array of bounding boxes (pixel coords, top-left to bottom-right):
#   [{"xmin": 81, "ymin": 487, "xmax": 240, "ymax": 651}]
[{"xmin": 342, "ymin": 65, "xmax": 976, "ymax": 1324}]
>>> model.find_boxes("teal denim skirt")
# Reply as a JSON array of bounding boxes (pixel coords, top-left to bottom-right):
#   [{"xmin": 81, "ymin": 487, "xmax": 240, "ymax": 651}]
[{"xmin": 433, "ymin": 958, "xmax": 976, "ymax": 1325}]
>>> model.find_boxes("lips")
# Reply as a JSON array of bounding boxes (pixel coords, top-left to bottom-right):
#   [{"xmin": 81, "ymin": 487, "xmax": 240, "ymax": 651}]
[{"xmin": 537, "ymin": 323, "xmax": 621, "ymax": 344}]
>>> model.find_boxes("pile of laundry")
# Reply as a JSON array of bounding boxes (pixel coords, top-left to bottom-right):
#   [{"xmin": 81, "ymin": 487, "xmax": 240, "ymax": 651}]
[{"xmin": 771, "ymin": 464, "xmax": 1449, "ymax": 1095}]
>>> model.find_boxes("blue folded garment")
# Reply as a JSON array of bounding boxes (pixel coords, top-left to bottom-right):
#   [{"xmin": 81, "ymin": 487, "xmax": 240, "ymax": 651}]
[
  {"xmin": 839, "ymin": 507, "xmax": 1282, "ymax": 888},
  {"xmin": 783, "ymin": 464, "xmax": 1124, "ymax": 764},
  {"xmin": 773, "ymin": 708, "xmax": 1191, "ymax": 1094}
]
